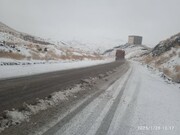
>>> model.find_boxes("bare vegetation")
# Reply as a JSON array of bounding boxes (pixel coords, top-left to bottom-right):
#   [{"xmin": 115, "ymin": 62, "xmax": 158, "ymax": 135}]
[
  {"xmin": 172, "ymin": 73, "xmax": 180, "ymax": 83},
  {"xmin": 174, "ymin": 65, "xmax": 180, "ymax": 72},
  {"xmin": 143, "ymin": 48, "xmax": 180, "ymax": 83},
  {"xmin": 163, "ymin": 68, "xmax": 173, "ymax": 77},
  {"xmin": 29, "ymin": 52, "xmax": 42, "ymax": 60},
  {"xmin": 143, "ymin": 55, "xmax": 153, "ymax": 64},
  {"xmin": 155, "ymin": 56, "xmax": 171, "ymax": 66},
  {"xmin": 0, "ymin": 52, "xmax": 25, "ymax": 60},
  {"xmin": 161, "ymin": 67, "xmax": 180, "ymax": 83}
]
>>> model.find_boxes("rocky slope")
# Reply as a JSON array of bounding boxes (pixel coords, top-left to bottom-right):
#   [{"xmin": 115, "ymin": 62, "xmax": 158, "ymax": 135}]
[
  {"xmin": 143, "ymin": 33, "xmax": 180, "ymax": 82},
  {"xmin": 152, "ymin": 33, "xmax": 180, "ymax": 56},
  {"xmin": 0, "ymin": 22, "xmax": 102, "ymax": 62}
]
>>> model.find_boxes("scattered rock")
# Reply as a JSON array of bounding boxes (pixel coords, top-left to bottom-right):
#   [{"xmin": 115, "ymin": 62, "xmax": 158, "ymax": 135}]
[
  {"xmin": 80, "ymin": 79, "xmax": 91, "ymax": 84},
  {"xmin": 47, "ymin": 95, "xmax": 52, "ymax": 99},
  {"xmin": 104, "ymin": 78, "xmax": 108, "ymax": 81},
  {"xmin": 0, "ymin": 119, "xmax": 9, "ymax": 127},
  {"xmin": 44, "ymin": 48, "xmax": 48, "ymax": 52},
  {"xmin": 152, "ymin": 32, "xmax": 180, "ymax": 56},
  {"xmin": 98, "ymin": 74, "xmax": 104, "ymax": 79}
]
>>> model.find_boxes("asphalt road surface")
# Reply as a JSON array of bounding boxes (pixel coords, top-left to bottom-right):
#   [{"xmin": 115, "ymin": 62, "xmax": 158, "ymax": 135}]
[{"xmin": 0, "ymin": 61, "xmax": 125, "ymax": 114}]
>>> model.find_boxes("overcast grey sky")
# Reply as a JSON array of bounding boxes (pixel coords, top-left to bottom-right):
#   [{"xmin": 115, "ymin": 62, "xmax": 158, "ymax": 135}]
[{"xmin": 0, "ymin": 0, "xmax": 180, "ymax": 47}]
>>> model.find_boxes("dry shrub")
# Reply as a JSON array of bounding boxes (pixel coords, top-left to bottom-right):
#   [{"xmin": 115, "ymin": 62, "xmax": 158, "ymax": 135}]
[
  {"xmin": 0, "ymin": 52, "xmax": 25, "ymax": 60},
  {"xmin": 29, "ymin": 52, "xmax": 42, "ymax": 60},
  {"xmin": 143, "ymin": 55, "xmax": 153, "ymax": 64},
  {"xmin": 172, "ymin": 51, "xmax": 177, "ymax": 56},
  {"xmin": 68, "ymin": 54, "xmax": 102, "ymax": 61},
  {"xmin": 169, "ymin": 52, "xmax": 176, "ymax": 58},
  {"xmin": 169, "ymin": 50, "xmax": 177, "ymax": 58},
  {"xmin": 27, "ymin": 44, "xmax": 42, "ymax": 53},
  {"xmin": 172, "ymin": 72, "xmax": 180, "ymax": 83},
  {"xmin": 26, "ymin": 44, "xmax": 34, "ymax": 49},
  {"xmin": 174, "ymin": 44, "xmax": 180, "ymax": 49},
  {"xmin": 74, "ymin": 55, "xmax": 84, "ymax": 60},
  {"xmin": 155, "ymin": 56, "xmax": 170, "ymax": 66},
  {"xmin": 60, "ymin": 55, "xmax": 71, "ymax": 60},
  {"xmin": 46, "ymin": 51, "xmax": 60, "ymax": 60},
  {"xmin": 163, "ymin": 68, "xmax": 180, "ymax": 82},
  {"xmin": 163, "ymin": 68, "xmax": 173, "ymax": 78},
  {"xmin": 169, "ymin": 53, "xmax": 174, "ymax": 57},
  {"xmin": 158, "ymin": 67, "xmax": 163, "ymax": 72},
  {"xmin": 174, "ymin": 65, "xmax": 180, "ymax": 72}
]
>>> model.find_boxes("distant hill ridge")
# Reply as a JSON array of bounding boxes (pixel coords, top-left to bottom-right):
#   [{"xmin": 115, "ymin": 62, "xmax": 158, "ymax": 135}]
[
  {"xmin": 0, "ymin": 22, "xmax": 51, "ymax": 45},
  {"xmin": 0, "ymin": 22, "xmax": 102, "ymax": 61}
]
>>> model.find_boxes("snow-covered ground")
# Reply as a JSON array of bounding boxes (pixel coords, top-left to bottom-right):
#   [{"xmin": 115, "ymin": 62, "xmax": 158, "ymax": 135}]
[
  {"xmin": 108, "ymin": 62, "xmax": 180, "ymax": 135},
  {"xmin": 41, "ymin": 62, "xmax": 180, "ymax": 135},
  {"xmin": 0, "ymin": 59, "xmax": 114, "ymax": 79}
]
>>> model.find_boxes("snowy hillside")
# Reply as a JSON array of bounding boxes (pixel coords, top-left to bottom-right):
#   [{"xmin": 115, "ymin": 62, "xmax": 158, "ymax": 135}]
[
  {"xmin": 103, "ymin": 43, "xmax": 151, "ymax": 60},
  {"xmin": 142, "ymin": 33, "xmax": 180, "ymax": 82},
  {"xmin": 0, "ymin": 22, "xmax": 51, "ymax": 45},
  {"xmin": 63, "ymin": 38, "xmax": 125, "ymax": 54},
  {"xmin": 0, "ymin": 22, "xmax": 103, "ymax": 64}
]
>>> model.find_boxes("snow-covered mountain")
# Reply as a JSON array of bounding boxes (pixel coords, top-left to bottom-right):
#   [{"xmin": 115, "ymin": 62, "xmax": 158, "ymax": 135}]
[
  {"xmin": 0, "ymin": 22, "xmax": 103, "ymax": 62},
  {"xmin": 142, "ymin": 33, "xmax": 180, "ymax": 82},
  {"xmin": 103, "ymin": 43, "xmax": 151, "ymax": 60},
  {"xmin": 62, "ymin": 38, "xmax": 125, "ymax": 54}
]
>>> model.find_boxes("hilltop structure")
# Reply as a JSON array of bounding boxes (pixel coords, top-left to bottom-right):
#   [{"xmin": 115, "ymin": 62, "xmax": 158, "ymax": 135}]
[{"xmin": 128, "ymin": 35, "xmax": 142, "ymax": 45}]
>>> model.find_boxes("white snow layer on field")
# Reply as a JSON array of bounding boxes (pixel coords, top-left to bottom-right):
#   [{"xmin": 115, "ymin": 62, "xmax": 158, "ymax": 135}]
[{"xmin": 0, "ymin": 59, "xmax": 113, "ymax": 79}]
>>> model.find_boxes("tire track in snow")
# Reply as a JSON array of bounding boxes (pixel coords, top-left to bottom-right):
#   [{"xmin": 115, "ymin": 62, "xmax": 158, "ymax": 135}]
[
  {"xmin": 43, "ymin": 64, "xmax": 131, "ymax": 135},
  {"xmin": 85, "ymin": 68, "xmax": 132, "ymax": 135},
  {"xmin": 94, "ymin": 68, "xmax": 133, "ymax": 135},
  {"xmin": 113, "ymin": 73, "xmax": 142, "ymax": 134}
]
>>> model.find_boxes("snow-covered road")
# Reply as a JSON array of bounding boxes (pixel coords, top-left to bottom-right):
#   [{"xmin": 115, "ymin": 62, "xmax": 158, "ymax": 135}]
[
  {"xmin": 43, "ymin": 62, "xmax": 180, "ymax": 135},
  {"xmin": 108, "ymin": 62, "xmax": 180, "ymax": 135}
]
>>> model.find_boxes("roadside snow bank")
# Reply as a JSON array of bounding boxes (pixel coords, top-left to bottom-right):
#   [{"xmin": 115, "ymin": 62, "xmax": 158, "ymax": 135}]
[
  {"xmin": 5, "ymin": 110, "xmax": 30, "ymax": 124},
  {"xmin": 26, "ymin": 84, "xmax": 82, "ymax": 114},
  {"xmin": 0, "ymin": 82, "xmax": 93, "ymax": 133}
]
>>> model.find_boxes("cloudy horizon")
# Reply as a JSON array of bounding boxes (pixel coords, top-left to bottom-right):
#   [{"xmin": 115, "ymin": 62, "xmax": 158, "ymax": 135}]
[{"xmin": 0, "ymin": 0, "xmax": 180, "ymax": 47}]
